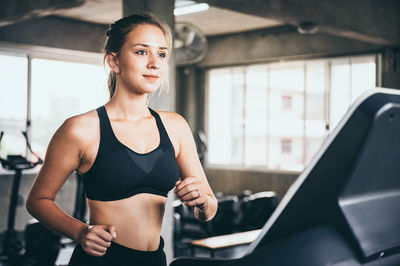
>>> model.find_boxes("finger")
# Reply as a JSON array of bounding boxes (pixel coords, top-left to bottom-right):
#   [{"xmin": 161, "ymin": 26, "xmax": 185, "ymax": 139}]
[
  {"xmin": 174, "ymin": 177, "xmax": 197, "ymax": 192},
  {"xmin": 91, "ymin": 226, "xmax": 114, "ymax": 242},
  {"xmin": 181, "ymin": 190, "xmax": 201, "ymax": 202},
  {"xmin": 91, "ymin": 251, "xmax": 106, "ymax": 257},
  {"xmin": 84, "ymin": 232, "xmax": 111, "ymax": 248},
  {"xmin": 84, "ymin": 246, "xmax": 107, "ymax": 257},
  {"xmin": 180, "ymin": 185, "xmax": 204, "ymax": 200},
  {"xmin": 184, "ymin": 197, "xmax": 206, "ymax": 207},
  {"xmin": 105, "ymin": 225, "xmax": 117, "ymax": 239},
  {"xmin": 90, "ymin": 235, "xmax": 112, "ymax": 248},
  {"xmin": 174, "ymin": 181, "xmax": 182, "ymax": 193},
  {"xmin": 89, "ymin": 242, "xmax": 109, "ymax": 253},
  {"xmin": 175, "ymin": 181, "xmax": 200, "ymax": 197},
  {"xmin": 175, "ymin": 186, "xmax": 196, "ymax": 199}
]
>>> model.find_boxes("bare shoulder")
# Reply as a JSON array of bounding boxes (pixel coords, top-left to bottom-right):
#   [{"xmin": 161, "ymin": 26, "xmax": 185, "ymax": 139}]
[
  {"xmin": 62, "ymin": 109, "xmax": 98, "ymax": 133},
  {"xmin": 157, "ymin": 111, "xmax": 191, "ymax": 133},
  {"xmin": 155, "ymin": 111, "xmax": 193, "ymax": 155},
  {"xmin": 42, "ymin": 109, "xmax": 100, "ymax": 169},
  {"xmin": 53, "ymin": 109, "xmax": 99, "ymax": 146}
]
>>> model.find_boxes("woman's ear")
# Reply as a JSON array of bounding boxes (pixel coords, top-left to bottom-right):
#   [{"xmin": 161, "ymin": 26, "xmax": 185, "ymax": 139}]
[{"xmin": 106, "ymin": 53, "xmax": 120, "ymax": 74}]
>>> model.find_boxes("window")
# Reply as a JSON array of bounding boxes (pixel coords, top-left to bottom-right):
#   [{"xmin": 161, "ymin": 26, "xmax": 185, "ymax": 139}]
[
  {"xmin": 0, "ymin": 53, "xmax": 28, "ymax": 157},
  {"xmin": 0, "ymin": 48, "xmax": 108, "ymax": 163},
  {"xmin": 206, "ymin": 55, "xmax": 377, "ymax": 171},
  {"xmin": 31, "ymin": 58, "xmax": 108, "ymax": 155}
]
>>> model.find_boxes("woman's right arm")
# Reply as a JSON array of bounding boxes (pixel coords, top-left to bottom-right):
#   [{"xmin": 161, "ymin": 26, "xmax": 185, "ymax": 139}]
[{"xmin": 26, "ymin": 116, "xmax": 115, "ymax": 257}]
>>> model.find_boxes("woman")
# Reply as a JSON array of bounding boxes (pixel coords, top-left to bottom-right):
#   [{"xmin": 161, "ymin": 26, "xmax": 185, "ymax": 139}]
[{"xmin": 26, "ymin": 13, "xmax": 217, "ymax": 266}]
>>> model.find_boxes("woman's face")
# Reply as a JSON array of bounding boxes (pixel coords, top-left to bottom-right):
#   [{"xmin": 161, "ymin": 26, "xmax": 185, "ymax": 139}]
[{"xmin": 113, "ymin": 24, "xmax": 169, "ymax": 95}]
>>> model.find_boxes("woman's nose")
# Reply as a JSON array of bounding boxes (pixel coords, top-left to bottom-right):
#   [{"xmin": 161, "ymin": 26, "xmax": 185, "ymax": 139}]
[{"xmin": 147, "ymin": 53, "xmax": 160, "ymax": 69}]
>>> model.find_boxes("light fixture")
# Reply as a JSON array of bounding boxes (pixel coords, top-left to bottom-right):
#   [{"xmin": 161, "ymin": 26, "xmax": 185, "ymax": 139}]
[
  {"xmin": 174, "ymin": 2, "xmax": 209, "ymax": 16},
  {"xmin": 297, "ymin": 21, "xmax": 318, "ymax": 34}
]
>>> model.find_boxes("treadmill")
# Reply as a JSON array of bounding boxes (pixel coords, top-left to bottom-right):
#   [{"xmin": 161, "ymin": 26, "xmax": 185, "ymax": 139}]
[{"xmin": 170, "ymin": 88, "xmax": 400, "ymax": 266}]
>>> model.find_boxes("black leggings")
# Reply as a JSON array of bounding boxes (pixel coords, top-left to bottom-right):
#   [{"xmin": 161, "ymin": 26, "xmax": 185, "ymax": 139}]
[{"xmin": 68, "ymin": 237, "xmax": 167, "ymax": 266}]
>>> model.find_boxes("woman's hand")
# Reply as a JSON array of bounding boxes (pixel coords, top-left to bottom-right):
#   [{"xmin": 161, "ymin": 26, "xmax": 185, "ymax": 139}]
[
  {"xmin": 174, "ymin": 176, "xmax": 209, "ymax": 212},
  {"xmin": 78, "ymin": 224, "xmax": 117, "ymax": 257}
]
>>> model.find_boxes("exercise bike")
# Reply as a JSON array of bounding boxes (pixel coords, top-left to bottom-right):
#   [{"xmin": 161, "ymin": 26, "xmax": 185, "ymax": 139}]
[{"xmin": 0, "ymin": 131, "xmax": 61, "ymax": 266}]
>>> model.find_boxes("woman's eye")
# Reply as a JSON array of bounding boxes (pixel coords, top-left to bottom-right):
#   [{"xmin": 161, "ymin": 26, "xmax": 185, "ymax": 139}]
[
  {"xmin": 136, "ymin": 50, "xmax": 147, "ymax": 55},
  {"xmin": 158, "ymin": 52, "xmax": 167, "ymax": 59}
]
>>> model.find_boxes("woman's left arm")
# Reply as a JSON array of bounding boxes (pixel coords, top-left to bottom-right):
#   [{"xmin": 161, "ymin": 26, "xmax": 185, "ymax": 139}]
[{"xmin": 169, "ymin": 113, "xmax": 217, "ymax": 222}]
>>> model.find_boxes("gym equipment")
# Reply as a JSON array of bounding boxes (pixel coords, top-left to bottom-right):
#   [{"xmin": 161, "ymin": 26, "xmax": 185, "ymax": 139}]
[
  {"xmin": 173, "ymin": 195, "xmax": 240, "ymax": 257},
  {"xmin": 24, "ymin": 220, "xmax": 61, "ymax": 266},
  {"xmin": 170, "ymin": 88, "xmax": 400, "ymax": 265},
  {"xmin": 208, "ymin": 196, "xmax": 240, "ymax": 236},
  {"xmin": 0, "ymin": 131, "xmax": 45, "ymax": 265},
  {"xmin": 0, "ymin": 131, "xmax": 63, "ymax": 266},
  {"xmin": 238, "ymin": 191, "xmax": 278, "ymax": 231}
]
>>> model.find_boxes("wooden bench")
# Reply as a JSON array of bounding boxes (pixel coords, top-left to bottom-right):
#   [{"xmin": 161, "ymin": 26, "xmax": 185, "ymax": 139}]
[{"xmin": 190, "ymin": 229, "xmax": 262, "ymax": 257}]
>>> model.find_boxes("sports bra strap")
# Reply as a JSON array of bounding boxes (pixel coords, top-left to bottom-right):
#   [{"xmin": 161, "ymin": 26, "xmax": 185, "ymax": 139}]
[
  {"xmin": 96, "ymin": 106, "xmax": 114, "ymax": 139},
  {"xmin": 148, "ymin": 108, "xmax": 175, "ymax": 151},
  {"xmin": 96, "ymin": 106, "xmax": 120, "ymax": 157}
]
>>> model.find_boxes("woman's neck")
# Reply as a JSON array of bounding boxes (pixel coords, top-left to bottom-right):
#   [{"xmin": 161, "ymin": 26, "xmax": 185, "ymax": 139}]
[{"xmin": 106, "ymin": 89, "xmax": 150, "ymax": 121}]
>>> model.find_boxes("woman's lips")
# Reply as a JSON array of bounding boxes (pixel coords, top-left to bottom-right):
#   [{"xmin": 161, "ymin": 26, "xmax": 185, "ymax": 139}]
[{"xmin": 143, "ymin": 74, "xmax": 160, "ymax": 80}]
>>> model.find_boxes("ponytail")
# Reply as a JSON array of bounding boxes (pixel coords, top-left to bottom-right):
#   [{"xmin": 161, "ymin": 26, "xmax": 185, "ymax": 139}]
[{"xmin": 107, "ymin": 71, "xmax": 116, "ymax": 99}]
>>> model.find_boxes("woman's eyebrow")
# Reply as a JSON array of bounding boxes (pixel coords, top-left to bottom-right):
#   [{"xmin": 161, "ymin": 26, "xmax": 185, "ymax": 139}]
[{"xmin": 131, "ymin": 43, "xmax": 169, "ymax": 51}]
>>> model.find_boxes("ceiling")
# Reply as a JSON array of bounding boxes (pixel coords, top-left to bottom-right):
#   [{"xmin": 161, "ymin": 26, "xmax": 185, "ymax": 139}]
[
  {"xmin": 51, "ymin": 0, "xmax": 283, "ymax": 36},
  {"xmin": 2, "ymin": 0, "xmax": 395, "ymax": 45}
]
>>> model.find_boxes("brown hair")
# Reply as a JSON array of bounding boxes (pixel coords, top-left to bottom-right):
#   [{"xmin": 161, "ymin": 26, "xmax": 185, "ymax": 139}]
[{"xmin": 103, "ymin": 13, "xmax": 173, "ymax": 98}]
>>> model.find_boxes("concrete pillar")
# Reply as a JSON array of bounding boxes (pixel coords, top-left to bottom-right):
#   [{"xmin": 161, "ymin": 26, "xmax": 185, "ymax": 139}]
[
  {"xmin": 176, "ymin": 66, "xmax": 197, "ymax": 129},
  {"xmin": 122, "ymin": 1, "xmax": 176, "ymax": 262}
]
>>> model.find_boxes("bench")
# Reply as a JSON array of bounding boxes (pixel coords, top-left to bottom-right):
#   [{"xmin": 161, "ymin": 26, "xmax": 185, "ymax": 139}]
[{"xmin": 190, "ymin": 229, "xmax": 262, "ymax": 257}]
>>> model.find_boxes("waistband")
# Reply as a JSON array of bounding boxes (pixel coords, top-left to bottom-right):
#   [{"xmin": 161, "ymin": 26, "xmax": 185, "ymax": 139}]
[{"xmin": 109, "ymin": 236, "xmax": 165, "ymax": 255}]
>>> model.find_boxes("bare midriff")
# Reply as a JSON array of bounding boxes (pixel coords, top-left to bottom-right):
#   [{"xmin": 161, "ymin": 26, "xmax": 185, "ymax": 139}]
[{"xmin": 88, "ymin": 193, "xmax": 167, "ymax": 251}]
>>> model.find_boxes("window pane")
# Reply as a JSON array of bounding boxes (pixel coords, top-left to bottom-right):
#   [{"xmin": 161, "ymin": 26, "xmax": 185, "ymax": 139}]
[
  {"xmin": 0, "ymin": 54, "xmax": 28, "ymax": 156},
  {"xmin": 350, "ymin": 56, "xmax": 376, "ymax": 103},
  {"xmin": 269, "ymin": 121, "xmax": 304, "ymax": 171},
  {"xmin": 330, "ymin": 59, "xmax": 350, "ymax": 131},
  {"xmin": 305, "ymin": 61, "xmax": 327, "ymax": 164},
  {"xmin": 231, "ymin": 68, "xmax": 245, "ymax": 165},
  {"xmin": 329, "ymin": 56, "xmax": 376, "ymax": 132},
  {"xmin": 269, "ymin": 62, "xmax": 305, "ymax": 92},
  {"xmin": 31, "ymin": 58, "xmax": 108, "ymax": 156},
  {"xmin": 244, "ymin": 65, "xmax": 268, "ymax": 166},
  {"xmin": 207, "ymin": 69, "xmax": 233, "ymax": 164},
  {"xmin": 268, "ymin": 64, "xmax": 304, "ymax": 170}
]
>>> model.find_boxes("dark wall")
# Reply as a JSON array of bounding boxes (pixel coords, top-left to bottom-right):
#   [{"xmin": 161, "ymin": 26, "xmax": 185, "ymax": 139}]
[
  {"xmin": 201, "ymin": 26, "xmax": 382, "ymax": 67},
  {"xmin": 205, "ymin": 168, "xmax": 298, "ymax": 200}
]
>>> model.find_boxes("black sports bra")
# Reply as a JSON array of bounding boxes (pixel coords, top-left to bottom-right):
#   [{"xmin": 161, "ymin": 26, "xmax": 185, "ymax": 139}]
[{"xmin": 82, "ymin": 106, "xmax": 180, "ymax": 201}]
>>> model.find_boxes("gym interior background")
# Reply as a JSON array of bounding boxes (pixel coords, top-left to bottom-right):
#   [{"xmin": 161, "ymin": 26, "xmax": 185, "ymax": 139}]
[{"xmin": 0, "ymin": 0, "xmax": 399, "ymax": 264}]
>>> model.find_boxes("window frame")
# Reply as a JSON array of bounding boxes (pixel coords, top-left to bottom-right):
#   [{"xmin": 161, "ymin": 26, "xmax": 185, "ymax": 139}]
[{"xmin": 205, "ymin": 53, "xmax": 381, "ymax": 173}]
